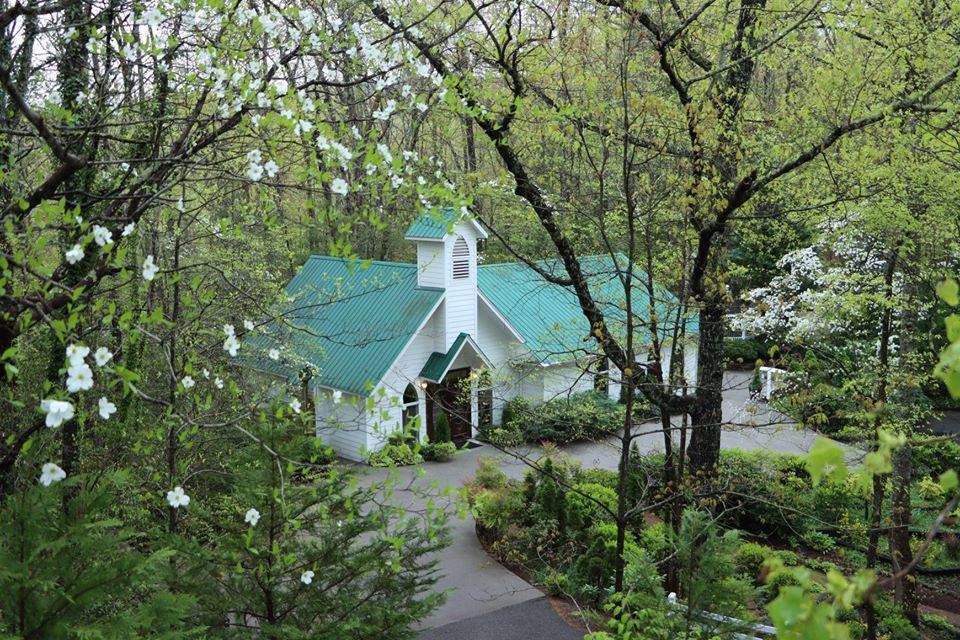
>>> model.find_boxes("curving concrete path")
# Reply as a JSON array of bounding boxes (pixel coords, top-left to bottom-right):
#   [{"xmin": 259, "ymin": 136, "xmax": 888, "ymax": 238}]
[{"xmin": 352, "ymin": 371, "xmax": 849, "ymax": 636}]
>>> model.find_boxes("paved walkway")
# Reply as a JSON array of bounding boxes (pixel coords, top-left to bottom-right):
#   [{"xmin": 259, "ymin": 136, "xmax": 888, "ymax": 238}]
[{"xmin": 353, "ymin": 371, "xmax": 846, "ymax": 637}]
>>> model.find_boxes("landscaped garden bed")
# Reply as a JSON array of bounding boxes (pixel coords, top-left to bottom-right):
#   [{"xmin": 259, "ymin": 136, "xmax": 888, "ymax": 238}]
[{"xmin": 465, "ymin": 449, "xmax": 960, "ymax": 639}]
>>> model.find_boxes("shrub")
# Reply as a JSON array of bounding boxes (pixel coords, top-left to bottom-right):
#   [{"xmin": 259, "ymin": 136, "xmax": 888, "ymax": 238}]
[
  {"xmin": 735, "ymin": 541, "xmax": 774, "ymax": 579},
  {"xmin": 801, "ymin": 530, "xmax": 836, "ymax": 553},
  {"xmin": 566, "ymin": 482, "xmax": 618, "ymax": 530},
  {"xmin": 570, "ymin": 522, "xmax": 642, "ymax": 599},
  {"xmin": 501, "ymin": 396, "xmax": 530, "ymax": 428},
  {"xmin": 422, "ymin": 441, "xmax": 456, "ymax": 462},
  {"xmin": 472, "ymin": 487, "xmax": 524, "ymax": 533},
  {"xmin": 523, "ymin": 391, "xmax": 625, "ymax": 444},
  {"xmin": 368, "ymin": 442, "xmax": 423, "ymax": 467},
  {"xmin": 811, "ymin": 476, "xmax": 858, "ymax": 522},
  {"xmin": 290, "ymin": 438, "xmax": 337, "ymax": 482},
  {"xmin": 724, "ymin": 337, "xmax": 770, "ymax": 366},
  {"xmin": 713, "ymin": 449, "xmax": 813, "ymax": 539},
  {"xmin": 913, "ymin": 438, "xmax": 960, "ymax": 477},
  {"xmin": 638, "ymin": 523, "xmax": 669, "ymax": 561},
  {"xmin": 672, "ymin": 509, "xmax": 754, "ymax": 617},
  {"xmin": 576, "ymin": 468, "xmax": 619, "ymax": 488},
  {"xmin": 874, "ymin": 598, "xmax": 921, "ymax": 640},
  {"xmin": 919, "ymin": 475, "xmax": 945, "ymax": 501},
  {"xmin": 479, "ymin": 422, "xmax": 524, "ymax": 448},
  {"xmin": 470, "ymin": 456, "xmax": 508, "ymax": 493},
  {"xmin": 433, "ymin": 411, "xmax": 452, "ymax": 443}
]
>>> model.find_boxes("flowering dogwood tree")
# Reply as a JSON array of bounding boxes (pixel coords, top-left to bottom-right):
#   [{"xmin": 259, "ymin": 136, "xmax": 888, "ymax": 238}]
[{"xmin": 0, "ymin": 0, "xmax": 459, "ymax": 636}]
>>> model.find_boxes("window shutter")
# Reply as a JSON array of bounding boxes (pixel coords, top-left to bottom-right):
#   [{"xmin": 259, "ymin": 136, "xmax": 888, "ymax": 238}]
[{"xmin": 452, "ymin": 236, "xmax": 470, "ymax": 279}]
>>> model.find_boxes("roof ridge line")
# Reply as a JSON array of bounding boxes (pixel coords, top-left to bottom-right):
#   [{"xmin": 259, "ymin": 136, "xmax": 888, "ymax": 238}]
[{"xmin": 307, "ymin": 255, "xmax": 416, "ymax": 269}]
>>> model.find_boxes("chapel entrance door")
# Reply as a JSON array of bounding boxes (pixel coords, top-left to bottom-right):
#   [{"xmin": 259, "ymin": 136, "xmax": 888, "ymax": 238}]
[{"xmin": 427, "ymin": 368, "xmax": 472, "ymax": 445}]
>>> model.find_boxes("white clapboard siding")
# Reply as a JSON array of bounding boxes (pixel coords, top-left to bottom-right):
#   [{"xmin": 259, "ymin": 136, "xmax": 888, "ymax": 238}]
[
  {"xmin": 373, "ymin": 310, "xmax": 443, "ymax": 445},
  {"xmin": 442, "ymin": 226, "xmax": 478, "ymax": 350},
  {"xmin": 314, "ymin": 389, "xmax": 368, "ymax": 461},
  {"xmin": 416, "ymin": 241, "xmax": 446, "ymax": 289},
  {"xmin": 541, "ymin": 362, "xmax": 596, "ymax": 401}
]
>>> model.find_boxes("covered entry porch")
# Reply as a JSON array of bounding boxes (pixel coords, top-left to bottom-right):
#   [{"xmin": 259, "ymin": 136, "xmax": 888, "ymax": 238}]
[{"xmin": 411, "ymin": 333, "xmax": 491, "ymax": 446}]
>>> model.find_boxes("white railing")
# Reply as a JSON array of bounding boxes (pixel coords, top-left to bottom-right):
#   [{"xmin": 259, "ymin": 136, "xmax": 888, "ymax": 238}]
[
  {"xmin": 666, "ymin": 593, "xmax": 776, "ymax": 639},
  {"xmin": 758, "ymin": 366, "xmax": 786, "ymax": 401}
]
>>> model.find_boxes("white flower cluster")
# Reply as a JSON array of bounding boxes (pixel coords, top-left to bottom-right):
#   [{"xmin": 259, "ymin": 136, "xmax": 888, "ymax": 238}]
[
  {"xmin": 245, "ymin": 149, "xmax": 280, "ymax": 182},
  {"xmin": 223, "ymin": 324, "xmax": 240, "ymax": 357},
  {"xmin": 736, "ymin": 216, "xmax": 905, "ymax": 344}
]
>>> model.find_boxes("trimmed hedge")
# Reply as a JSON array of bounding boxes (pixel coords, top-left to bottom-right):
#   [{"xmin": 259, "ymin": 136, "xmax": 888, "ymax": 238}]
[{"xmin": 724, "ymin": 337, "xmax": 773, "ymax": 367}]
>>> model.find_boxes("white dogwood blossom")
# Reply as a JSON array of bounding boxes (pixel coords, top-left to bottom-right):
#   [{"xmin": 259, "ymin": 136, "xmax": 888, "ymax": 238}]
[
  {"xmin": 94, "ymin": 347, "xmax": 113, "ymax": 366},
  {"xmin": 98, "ymin": 396, "xmax": 117, "ymax": 419},
  {"xmin": 66, "ymin": 344, "xmax": 89, "ymax": 366},
  {"xmin": 92, "ymin": 224, "xmax": 113, "ymax": 247},
  {"xmin": 66, "ymin": 362, "xmax": 94, "ymax": 393},
  {"xmin": 224, "ymin": 334, "xmax": 240, "ymax": 357},
  {"xmin": 244, "ymin": 508, "xmax": 261, "ymax": 526},
  {"xmin": 39, "ymin": 462, "xmax": 66, "ymax": 486},
  {"xmin": 142, "ymin": 255, "xmax": 159, "ymax": 281},
  {"xmin": 166, "ymin": 486, "xmax": 190, "ymax": 508},
  {"xmin": 65, "ymin": 244, "xmax": 84, "ymax": 264},
  {"xmin": 41, "ymin": 399, "xmax": 74, "ymax": 428}
]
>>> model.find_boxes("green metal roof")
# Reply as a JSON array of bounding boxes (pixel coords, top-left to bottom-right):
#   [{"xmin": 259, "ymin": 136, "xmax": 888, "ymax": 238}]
[
  {"xmin": 477, "ymin": 254, "xmax": 698, "ymax": 364},
  {"xmin": 419, "ymin": 332, "xmax": 491, "ymax": 382},
  {"xmin": 244, "ymin": 256, "xmax": 443, "ymax": 396},
  {"xmin": 404, "ymin": 207, "xmax": 460, "ymax": 239},
  {"xmin": 403, "ymin": 206, "xmax": 487, "ymax": 240},
  {"xmin": 250, "ymin": 252, "xmax": 697, "ymax": 392}
]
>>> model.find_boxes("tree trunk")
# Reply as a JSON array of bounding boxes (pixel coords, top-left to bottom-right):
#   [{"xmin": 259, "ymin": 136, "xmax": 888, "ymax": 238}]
[
  {"xmin": 687, "ymin": 303, "xmax": 725, "ymax": 471},
  {"xmin": 890, "ymin": 444, "xmax": 919, "ymax": 626},
  {"xmin": 614, "ymin": 361, "xmax": 635, "ymax": 593}
]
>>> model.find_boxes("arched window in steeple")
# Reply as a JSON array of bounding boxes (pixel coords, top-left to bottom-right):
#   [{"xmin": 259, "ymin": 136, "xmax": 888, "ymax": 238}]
[{"xmin": 452, "ymin": 236, "xmax": 470, "ymax": 280}]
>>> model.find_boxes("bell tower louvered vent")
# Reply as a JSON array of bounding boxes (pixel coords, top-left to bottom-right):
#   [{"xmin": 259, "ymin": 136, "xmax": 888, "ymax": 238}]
[{"xmin": 452, "ymin": 236, "xmax": 470, "ymax": 280}]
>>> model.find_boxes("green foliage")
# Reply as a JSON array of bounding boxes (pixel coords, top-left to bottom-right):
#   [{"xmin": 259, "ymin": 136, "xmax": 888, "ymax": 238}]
[
  {"xmin": 671, "ymin": 509, "xmax": 754, "ymax": 618},
  {"xmin": 479, "ymin": 422, "xmax": 524, "ymax": 448},
  {"xmin": 918, "ymin": 475, "xmax": 945, "ymax": 501},
  {"xmin": 734, "ymin": 541, "xmax": 775, "ymax": 579},
  {"xmin": 367, "ymin": 441, "xmax": 423, "ymax": 467},
  {"xmin": 566, "ymin": 482, "xmax": 618, "ymax": 529},
  {"xmin": 197, "ymin": 416, "xmax": 449, "ymax": 638},
  {"xmin": 873, "ymin": 598, "xmax": 921, "ymax": 640},
  {"xmin": 421, "ymin": 440, "xmax": 456, "ymax": 462},
  {"xmin": 0, "ymin": 472, "xmax": 199, "ymax": 639},
  {"xmin": 723, "ymin": 338, "xmax": 772, "ymax": 367},
  {"xmin": 471, "ymin": 485, "xmax": 525, "ymax": 533},
  {"xmin": 501, "ymin": 396, "xmax": 530, "ymax": 428},
  {"xmin": 433, "ymin": 411, "xmax": 451, "ymax": 443},
  {"xmin": 470, "ymin": 456, "xmax": 509, "ymax": 493},
  {"xmin": 912, "ymin": 437, "xmax": 960, "ymax": 477},
  {"xmin": 570, "ymin": 522, "xmax": 641, "ymax": 598},
  {"xmin": 936, "ymin": 278, "xmax": 960, "ymax": 398},
  {"xmin": 749, "ymin": 364, "xmax": 763, "ymax": 396},
  {"xmin": 585, "ymin": 593, "xmax": 724, "ymax": 639},
  {"xmin": 522, "ymin": 391, "xmax": 628, "ymax": 444}
]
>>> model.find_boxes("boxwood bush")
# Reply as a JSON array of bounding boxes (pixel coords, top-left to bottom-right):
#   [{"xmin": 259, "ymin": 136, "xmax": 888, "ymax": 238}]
[
  {"xmin": 724, "ymin": 337, "xmax": 773, "ymax": 367},
  {"xmin": 522, "ymin": 391, "xmax": 628, "ymax": 444}
]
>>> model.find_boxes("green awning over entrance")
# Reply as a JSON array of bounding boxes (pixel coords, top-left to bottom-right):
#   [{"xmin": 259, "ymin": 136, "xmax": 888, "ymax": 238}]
[{"xmin": 419, "ymin": 333, "xmax": 489, "ymax": 383}]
